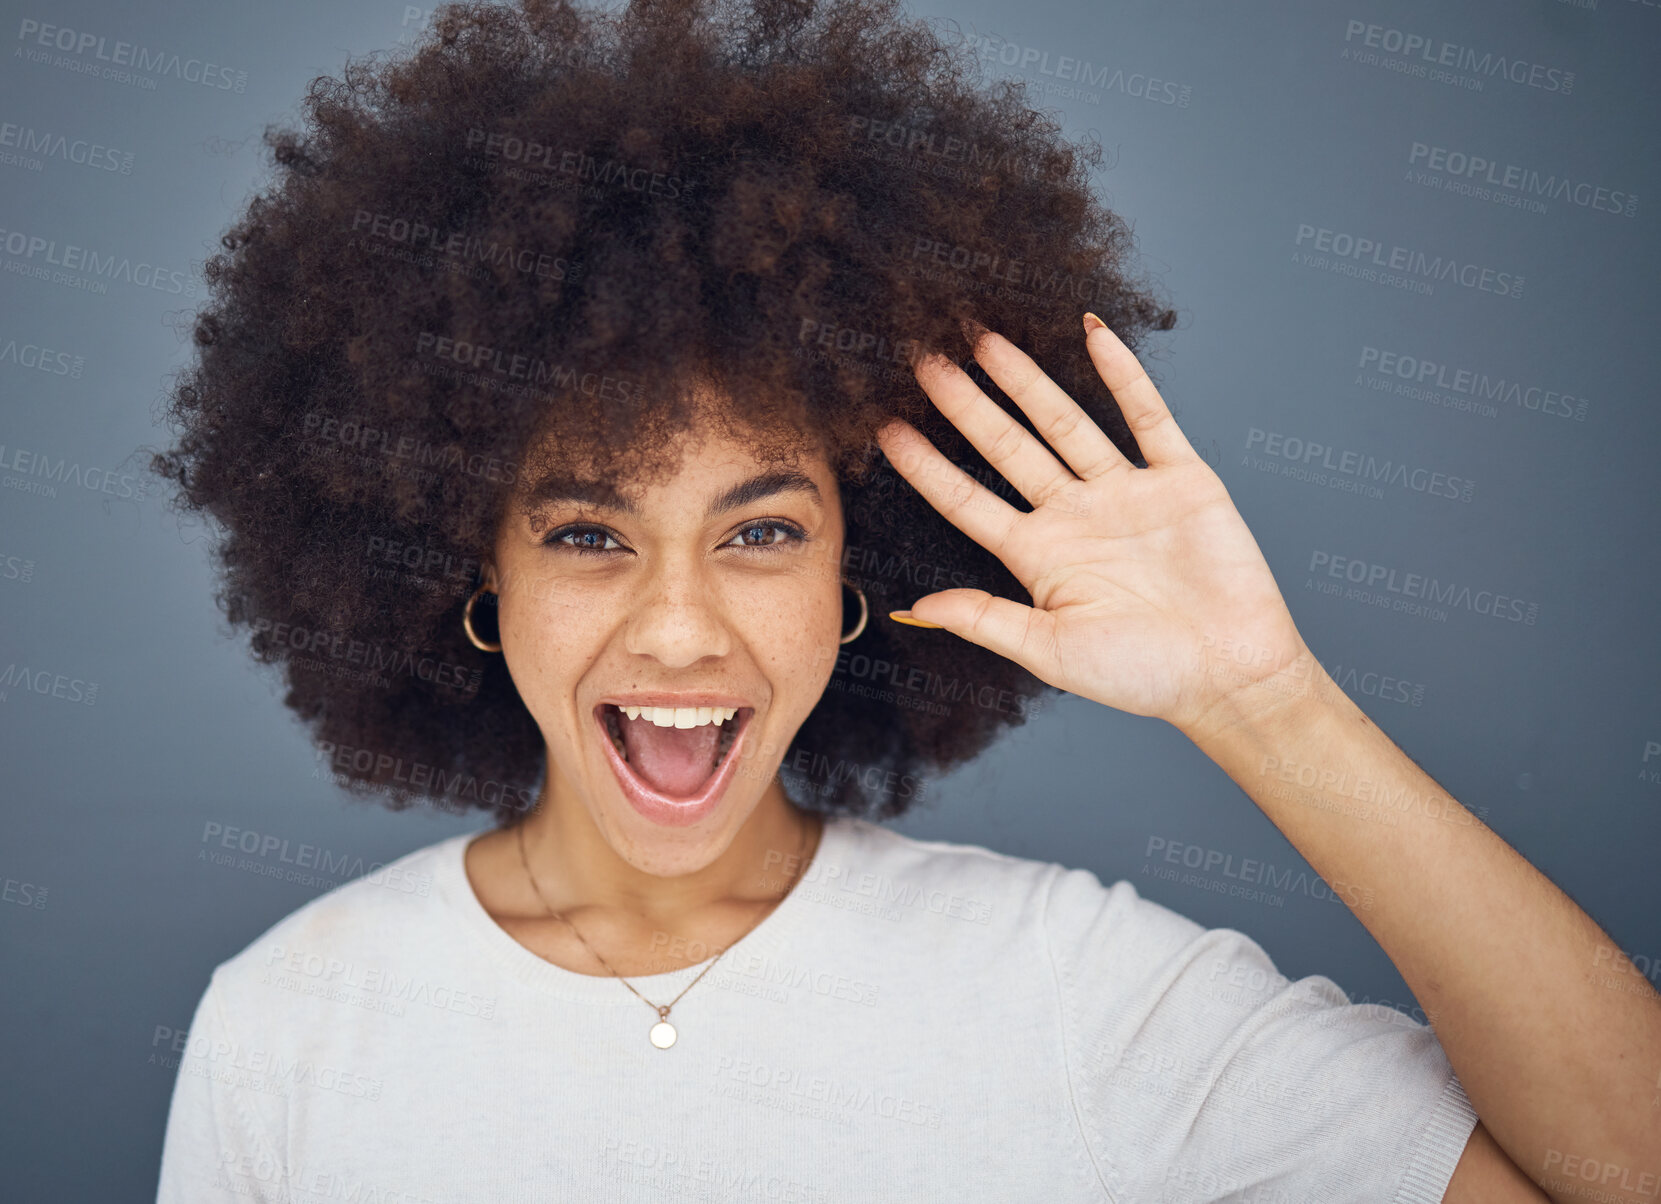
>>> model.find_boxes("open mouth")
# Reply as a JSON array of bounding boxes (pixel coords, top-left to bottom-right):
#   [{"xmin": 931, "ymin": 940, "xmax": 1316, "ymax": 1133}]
[{"xmin": 596, "ymin": 703, "xmax": 752, "ymax": 803}]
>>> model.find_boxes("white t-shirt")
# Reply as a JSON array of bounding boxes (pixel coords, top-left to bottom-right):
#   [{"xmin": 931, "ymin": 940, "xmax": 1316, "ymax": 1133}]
[{"xmin": 156, "ymin": 816, "xmax": 1479, "ymax": 1202}]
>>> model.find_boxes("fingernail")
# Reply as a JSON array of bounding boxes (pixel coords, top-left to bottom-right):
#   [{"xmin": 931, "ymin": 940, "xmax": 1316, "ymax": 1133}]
[
  {"xmin": 1082, "ymin": 312, "xmax": 1106, "ymax": 332},
  {"xmin": 889, "ymin": 610, "xmax": 945, "ymax": 629}
]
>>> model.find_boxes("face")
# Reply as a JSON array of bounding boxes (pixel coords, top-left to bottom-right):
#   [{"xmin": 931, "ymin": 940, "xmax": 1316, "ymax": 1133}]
[{"xmin": 485, "ymin": 402, "xmax": 847, "ymax": 877}]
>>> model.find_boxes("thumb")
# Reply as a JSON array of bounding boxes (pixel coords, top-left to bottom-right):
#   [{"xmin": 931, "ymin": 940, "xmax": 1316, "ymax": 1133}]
[{"xmin": 891, "ymin": 589, "xmax": 1054, "ymax": 675}]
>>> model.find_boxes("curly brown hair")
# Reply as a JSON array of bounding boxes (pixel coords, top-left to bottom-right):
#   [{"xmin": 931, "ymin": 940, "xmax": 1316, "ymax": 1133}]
[{"xmin": 150, "ymin": 0, "xmax": 1177, "ymax": 826}]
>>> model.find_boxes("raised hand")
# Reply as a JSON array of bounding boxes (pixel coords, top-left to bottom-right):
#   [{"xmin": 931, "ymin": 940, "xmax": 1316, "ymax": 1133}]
[{"xmin": 876, "ymin": 316, "xmax": 1312, "ymax": 739}]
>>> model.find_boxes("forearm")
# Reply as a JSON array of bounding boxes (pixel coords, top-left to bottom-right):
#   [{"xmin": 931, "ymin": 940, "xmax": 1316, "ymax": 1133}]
[{"xmin": 1181, "ymin": 651, "xmax": 1661, "ymax": 1201}]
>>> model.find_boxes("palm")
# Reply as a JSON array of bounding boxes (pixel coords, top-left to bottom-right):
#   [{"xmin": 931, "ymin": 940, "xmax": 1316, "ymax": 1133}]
[{"xmin": 876, "ymin": 321, "xmax": 1308, "ymax": 736}]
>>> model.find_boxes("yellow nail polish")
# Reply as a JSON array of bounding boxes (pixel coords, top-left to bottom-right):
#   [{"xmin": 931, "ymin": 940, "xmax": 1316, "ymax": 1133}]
[
  {"xmin": 1082, "ymin": 312, "xmax": 1106, "ymax": 333},
  {"xmin": 889, "ymin": 611, "xmax": 945, "ymax": 629}
]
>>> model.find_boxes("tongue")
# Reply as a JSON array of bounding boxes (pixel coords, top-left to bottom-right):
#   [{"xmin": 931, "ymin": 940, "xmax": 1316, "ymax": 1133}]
[{"xmin": 618, "ymin": 714, "xmax": 723, "ymax": 797}]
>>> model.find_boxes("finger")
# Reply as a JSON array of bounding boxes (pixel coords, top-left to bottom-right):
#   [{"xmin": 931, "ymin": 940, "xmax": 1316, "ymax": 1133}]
[
  {"xmin": 1081, "ymin": 318, "xmax": 1195, "ymax": 469},
  {"xmin": 911, "ymin": 351, "xmax": 1080, "ymax": 511},
  {"xmin": 960, "ymin": 325, "xmax": 1128, "ymax": 480},
  {"xmin": 896, "ymin": 588, "xmax": 1059, "ymax": 683},
  {"xmin": 875, "ymin": 419, "xmax": 1025, "ymax": 561}
]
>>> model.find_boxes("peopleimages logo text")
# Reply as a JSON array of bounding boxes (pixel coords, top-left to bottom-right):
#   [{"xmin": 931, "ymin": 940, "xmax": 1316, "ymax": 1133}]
[
  {"xmin": 15, "ymin": 19, "xmax": 247, "ymax": 91},
  {"xmin": 0, "ymin": 226, "xmax": 193, "ymax": 295},
  {"xmin": 1308, "ymin": 551, "xmax": 1539, "ymax": 625},
  {"xmin": 1341, "ymin": 21, "xmax": 1574, "ymax": 94},
  {"xmin": 1294, "ymin": 223, "xmax": 1523, "ymax": 298},
  {"xmin": 1246, "ymin": 428, "xmax": 1475, "ymax": 502}
]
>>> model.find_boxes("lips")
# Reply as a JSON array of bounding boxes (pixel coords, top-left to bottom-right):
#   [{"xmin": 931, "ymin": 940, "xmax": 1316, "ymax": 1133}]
[{"xmin": 593, "ymin": 702, "xmax": 755, "ymax": 828}]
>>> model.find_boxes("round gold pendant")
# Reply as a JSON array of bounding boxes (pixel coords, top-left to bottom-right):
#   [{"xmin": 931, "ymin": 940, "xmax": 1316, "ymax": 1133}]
[{"xmin": 649, "ymin": 1020, "xmax": 677, "ymax": 1049}]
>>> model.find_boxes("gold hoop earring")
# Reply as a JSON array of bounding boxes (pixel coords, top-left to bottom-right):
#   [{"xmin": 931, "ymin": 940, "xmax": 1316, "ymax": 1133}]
[
  {"xmin": 463, "ymin": 583, "xmax": 502, "ymax": 653},
  {"xmin": 840, "ymin": 582, "xmax": 868, "ymax": 645}
]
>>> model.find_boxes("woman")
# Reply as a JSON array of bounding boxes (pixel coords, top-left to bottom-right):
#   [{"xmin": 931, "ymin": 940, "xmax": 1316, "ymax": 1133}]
[{"xmin": 152, "ymin": 0, "xmax": 1657, "ymax": 1199}]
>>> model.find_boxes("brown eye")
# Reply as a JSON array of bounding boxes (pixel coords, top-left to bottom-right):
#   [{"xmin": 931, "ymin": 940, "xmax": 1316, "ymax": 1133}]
[
  {"xmin": 725, "ymin": 521, "xmax": 806, "ymax": 550},
  {"xmin": 545, "ymin": 524, "xmax": 625, "ymax": 554}
]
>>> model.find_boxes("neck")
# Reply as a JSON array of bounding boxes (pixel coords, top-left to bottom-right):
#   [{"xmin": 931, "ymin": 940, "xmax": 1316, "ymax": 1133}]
[{"xmin": 517, "ymin": 765, "xmax": 819, "ymax": 927}]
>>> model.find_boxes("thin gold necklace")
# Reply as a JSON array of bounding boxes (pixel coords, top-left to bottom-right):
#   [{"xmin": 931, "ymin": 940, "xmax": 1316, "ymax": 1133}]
[{"xmin": 514, "ymin": 813, "xmax": 814, "ymax": 1049}]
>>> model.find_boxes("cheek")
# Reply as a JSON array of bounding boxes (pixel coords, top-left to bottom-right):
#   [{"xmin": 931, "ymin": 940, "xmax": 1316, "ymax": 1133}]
[
  {"xmin": 495, "ymin": 586, "xmax": 599, "ymax": 719},
  {"xmin": 750, "ymin": 572, "xmax": 843, "ymax": 705}
]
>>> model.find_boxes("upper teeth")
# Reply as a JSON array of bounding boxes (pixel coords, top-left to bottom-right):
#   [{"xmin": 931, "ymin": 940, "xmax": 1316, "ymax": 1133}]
[{"xmin": 618, "ymin": 705, "xmax": 737, "ymax": 728}]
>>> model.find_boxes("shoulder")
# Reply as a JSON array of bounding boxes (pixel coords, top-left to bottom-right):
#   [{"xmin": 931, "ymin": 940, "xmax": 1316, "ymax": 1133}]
[
  {"xmin": 206, "ymin": 828, "xmax": 481, "ymax": 1001},
  {"xmin": 174, "ymin": 830, "xmax": 488, "ymax": 1163},
  {"xmin": 826, "ymin": 817, "xmax": 1192, "ymax": 942}
]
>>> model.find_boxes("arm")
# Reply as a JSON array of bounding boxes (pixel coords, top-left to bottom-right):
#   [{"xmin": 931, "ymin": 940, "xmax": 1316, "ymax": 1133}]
[
  {"xmin": 877, "ymin": 316, "xmax": 1661, "ymax": 1203},
  {"xmin": 1185, "ymin": 643, "xmax": 1661, "ymax": 1201},
  {"xmin": 1447, "ymin": 1123, "xmax": 1554, "ymax": 1203}
]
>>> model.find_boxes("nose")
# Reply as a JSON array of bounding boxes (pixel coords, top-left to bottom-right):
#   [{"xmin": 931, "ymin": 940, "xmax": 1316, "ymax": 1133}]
[{"xmin": 622, "ymin": 557, "xmax": 734, "ymax": 668}]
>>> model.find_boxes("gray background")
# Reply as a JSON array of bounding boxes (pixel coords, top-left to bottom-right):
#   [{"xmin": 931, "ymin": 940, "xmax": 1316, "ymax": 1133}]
[{"xmin": 2, "ymin": 0, "xmax": 1657, "ymax": 1198}]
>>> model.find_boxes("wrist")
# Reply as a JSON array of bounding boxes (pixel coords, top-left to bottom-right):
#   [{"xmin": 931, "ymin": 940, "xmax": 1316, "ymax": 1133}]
[{"xmin": 1177, "ymin": 638, "xmax": 1350, "ymax": 753}]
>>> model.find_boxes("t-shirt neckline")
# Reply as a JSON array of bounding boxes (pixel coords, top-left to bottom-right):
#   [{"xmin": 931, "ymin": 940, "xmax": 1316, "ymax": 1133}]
[{"xmin": 433, "ymin": 814, "xmax": 849, "ymax": 1003}]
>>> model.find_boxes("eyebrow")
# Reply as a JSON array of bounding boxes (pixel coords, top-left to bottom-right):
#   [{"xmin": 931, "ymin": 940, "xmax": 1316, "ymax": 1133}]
[{"xmin": 525, "ymin": 468, "xmax": 822, "ymax": 519}]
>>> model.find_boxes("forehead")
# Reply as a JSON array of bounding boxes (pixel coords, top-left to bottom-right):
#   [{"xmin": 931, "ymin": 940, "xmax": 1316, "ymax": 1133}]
[{"xmin": 513, "ymin": 398, "xmax": 835, "ymax": 517}]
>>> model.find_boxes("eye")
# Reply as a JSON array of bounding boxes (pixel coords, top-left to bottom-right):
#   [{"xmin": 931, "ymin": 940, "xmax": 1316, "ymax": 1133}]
[
  {"xmin": 725, "ymin": 521, "xmax": 807, "ymax": 551},
  {"xmin": 544, "ymin": 524, "xmax": 626, "ymax": 555}
]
